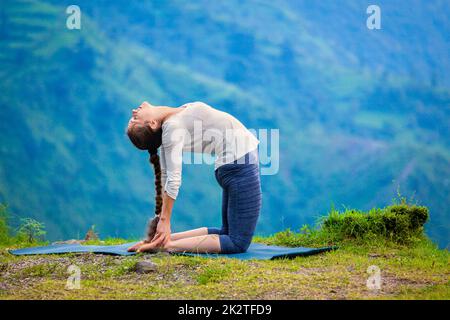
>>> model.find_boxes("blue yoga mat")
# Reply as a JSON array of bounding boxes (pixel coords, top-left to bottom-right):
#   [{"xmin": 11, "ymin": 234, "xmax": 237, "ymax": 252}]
[
  {"xmin": 9, "ymin": 242, "xmax": 335, "ymax": 260},
  {"xmin": 176, "ymin": 243, "xmax": 335, "ymax": 260}
]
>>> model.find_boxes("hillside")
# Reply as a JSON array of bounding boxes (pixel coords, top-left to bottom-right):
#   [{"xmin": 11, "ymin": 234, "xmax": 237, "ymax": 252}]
[{"xmin": 0, "ymin": 0, "xmax": 449, "ymax": 247}]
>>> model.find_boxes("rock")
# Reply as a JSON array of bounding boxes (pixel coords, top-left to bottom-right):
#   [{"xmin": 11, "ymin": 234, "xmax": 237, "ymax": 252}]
[
  {"xmin": 135, "ymin": 260, "xmax": 157, "ymax": 274},
  {"xmin": 0, "ymin": 263, "xmax": 8, "ymax": 272}
]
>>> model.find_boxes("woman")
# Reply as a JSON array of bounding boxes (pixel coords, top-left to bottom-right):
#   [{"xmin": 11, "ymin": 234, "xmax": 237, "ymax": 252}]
[{"xmin": 126, "ymin": 101, "xmax": 262, "ymax": 254}]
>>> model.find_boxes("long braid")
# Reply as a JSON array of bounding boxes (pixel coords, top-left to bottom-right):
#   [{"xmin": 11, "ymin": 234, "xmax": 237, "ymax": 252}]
[
  {"xmin": 145, "ymin": 150, "xmax": 163, "ymax": 242},
  {"xmin": 149, "ymin": 152, "xmax": 163, "ymax": 216},
  {"xmin": 126, "ymin": 121, "xmax": 163, "ymax": 243}
]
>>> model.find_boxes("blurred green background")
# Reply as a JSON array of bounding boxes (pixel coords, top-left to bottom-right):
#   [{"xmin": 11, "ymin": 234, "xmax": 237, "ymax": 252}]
[{"xmin": 0, "ymin": 0, "xmax": 449, "ymax": 247}]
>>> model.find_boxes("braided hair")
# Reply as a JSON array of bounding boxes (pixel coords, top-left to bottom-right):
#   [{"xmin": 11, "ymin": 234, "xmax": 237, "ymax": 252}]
[{"xmin": 126, "ymin": 122, "xmax": 163, "ymax": 242}]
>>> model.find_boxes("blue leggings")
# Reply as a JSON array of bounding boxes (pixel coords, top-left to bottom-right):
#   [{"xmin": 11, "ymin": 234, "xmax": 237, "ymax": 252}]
[{"xmin": 207, "ymin": 149, "xmax": 262, "ymax": 253}]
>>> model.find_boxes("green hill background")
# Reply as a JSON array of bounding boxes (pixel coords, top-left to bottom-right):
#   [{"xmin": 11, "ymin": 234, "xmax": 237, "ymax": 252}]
[{"xmin": 0, "ymin": 0, "xmax": 449, "ymax": 247}]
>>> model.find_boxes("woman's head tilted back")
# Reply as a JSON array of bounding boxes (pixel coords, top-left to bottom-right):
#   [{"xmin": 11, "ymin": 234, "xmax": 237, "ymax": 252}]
[
  {"xmin": 126, "ymin": 102, "xmax": 163, "ymax": 228},
  {"xmin": 126, "ymin": 101, "xmax": 163, "ymax": 153},
  {"xmin": 127, "ymin": 121, "xmax": 162, "ymax": 155}
]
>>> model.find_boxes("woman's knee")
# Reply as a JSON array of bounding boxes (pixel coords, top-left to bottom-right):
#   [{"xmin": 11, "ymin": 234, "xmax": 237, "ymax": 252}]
[
  {"xmin": 234, "ymin": 237, "xmax": 252, "ymax": 253},
  {"xmin": 219, "ymin": 235, "xmax": 251, "ymax": 254}
]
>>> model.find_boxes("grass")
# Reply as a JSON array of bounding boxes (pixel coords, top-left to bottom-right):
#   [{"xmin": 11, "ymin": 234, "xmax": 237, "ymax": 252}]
[
  {"xmin": 0, "ymin": 238, "xmax": 448, "ymax": 299},
  {"xmin": 254, "ymin": 202, "xmax": 430, "ymax": 248},
  {"xmin": 1, "ymin": 238, "xmax": 448, "ymax": 300},
  {"xmin": 0, "ymin": 203, "xmax": 448, "ymax": 300},
  {"xmin": 196, "ymin": 262, "xmax": 232, "ymax": 285}
]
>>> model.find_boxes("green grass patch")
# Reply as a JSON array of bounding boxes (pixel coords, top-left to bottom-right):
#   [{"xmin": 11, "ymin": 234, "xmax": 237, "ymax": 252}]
[
  {"xmin": 104, "ymin": 258, "xmax": 139, "ymax": 277},
  {"xmin": 196, "ymin": 262, "xmax": 232, "ymax": 285},
  {"xmin": 20, "ymin": 262, "xmax": 63, "ymax": 278},
  {"xmin": 256, "ymin": 203, "xmax": 429, "ymax": 248},
  {"xmin": 322, "ymin": 204, "xmax": 428, "ymax": 244}
]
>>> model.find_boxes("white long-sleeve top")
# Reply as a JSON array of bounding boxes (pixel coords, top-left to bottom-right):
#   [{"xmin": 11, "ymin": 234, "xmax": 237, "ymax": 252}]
[{"xmin": 160, "ymin": 101, "xmax": 259, "ymax": 199}]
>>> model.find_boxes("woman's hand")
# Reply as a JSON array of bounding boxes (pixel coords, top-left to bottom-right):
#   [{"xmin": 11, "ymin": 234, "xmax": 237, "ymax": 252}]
[
  {"xmin": 127, "ymin": 241, "xmax": 146, "ymax": 252},
  {"xmin": 136, "ymin": 219, "xmax": 171, "ymax": 253}
]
